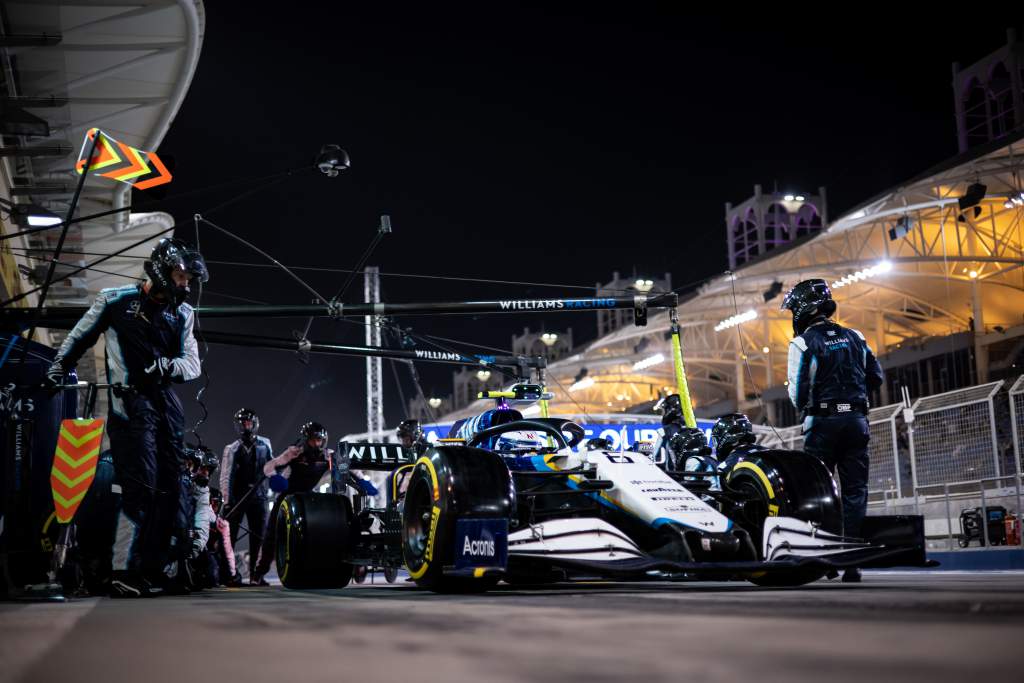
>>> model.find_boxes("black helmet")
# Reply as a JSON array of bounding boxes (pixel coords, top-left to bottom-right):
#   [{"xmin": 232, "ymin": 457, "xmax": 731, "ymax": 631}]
[
  {"xmin": 397, "ymin": 419, "xmax": 422, "ymax": 443},
  {"xmin": 655, "ymin": 394, "xmax": 684, "ymax": 425},
  {"xmin": 585, "ymin": 437, "xmax": 612, "ymax": 451},
  {"xmin": 143, "ymin": 238, "xmax": 209, "ymax": 310},
  {"xmin": 234, "ymin": 408, "xmax": 259, "ymax": 440},
  {"xmin": 710, "ymin": 413, "xmax": 756, "ymax": 460},
  {"xmin": 300, "ymin": 421, "xmax": 328, "ymax": 444},
  {"xmin": 781, "ymin": 278, "xmax": 836, "ymax": 335},
  {"xmin": 666, "ymin": 427, "xmax": 711, "ymax": 470},
  {"xmin": 198, "ymin": 447, "xmax": 219, "ymax": 473}
]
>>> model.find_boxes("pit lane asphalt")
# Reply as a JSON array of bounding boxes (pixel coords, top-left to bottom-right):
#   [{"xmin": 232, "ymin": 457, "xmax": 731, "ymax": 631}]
[{"xmin": 2, "ymin": 572, "xmax": 1022, "ymax": 683}]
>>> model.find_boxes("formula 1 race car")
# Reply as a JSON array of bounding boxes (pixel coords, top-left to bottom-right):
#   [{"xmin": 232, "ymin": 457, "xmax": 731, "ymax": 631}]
[{"xmin": 275, "ymin": 388, "xmax": 931, "ymax": 592}]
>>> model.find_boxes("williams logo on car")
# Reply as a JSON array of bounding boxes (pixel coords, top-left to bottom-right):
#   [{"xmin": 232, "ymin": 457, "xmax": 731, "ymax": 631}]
[{"xmin": 414, "ymin": 349, "xmax": 464, "ymax": 362}]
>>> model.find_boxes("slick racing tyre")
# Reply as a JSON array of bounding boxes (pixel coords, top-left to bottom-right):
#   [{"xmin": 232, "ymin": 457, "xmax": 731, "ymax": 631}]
[
  {"xmin": 725, "ymin": 449, "xmax": 841, "ymax": 587},
  {"xmin": 401, "ymin": 446, "xmax": 513, "ymax": 593},
  {"xmin": 276, "ymin": 493, "xmax": 354, "ymax": 589}
]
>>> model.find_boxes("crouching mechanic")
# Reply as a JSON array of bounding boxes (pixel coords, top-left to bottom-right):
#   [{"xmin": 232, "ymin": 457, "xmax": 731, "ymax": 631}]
[
  {"xmin": 251, "ymin": 421, "xmax": 333, "ymax": 586},
  {"xmin": 44, "ymin": 238, "xmax": 208, "ymax": 597},
  {"xmin": 782, "ymin": 278, "xmax": 883, "ymax": 583}
]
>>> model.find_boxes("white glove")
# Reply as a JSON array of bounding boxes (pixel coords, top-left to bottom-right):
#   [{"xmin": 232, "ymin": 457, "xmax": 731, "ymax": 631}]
[{"xmin": 145, "ymin": 356, "xmax": 174, "ymax": 379}]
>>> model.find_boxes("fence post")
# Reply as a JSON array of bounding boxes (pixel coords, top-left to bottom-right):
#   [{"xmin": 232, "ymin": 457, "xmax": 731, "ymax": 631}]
[
  {"xmin": 945, "ymin": 483, "xmax": 953, "ymax": 550},
  {"xmin": 988, "ymin": 395, "xmax": 1001, "ymax": 479},
  {"xmin": 980, "ymin": 482, "xmax": 990, "ymax": 548},
  {"xmin": 890, "ymin": 416, "xmax": 901, "ymax": 495}
]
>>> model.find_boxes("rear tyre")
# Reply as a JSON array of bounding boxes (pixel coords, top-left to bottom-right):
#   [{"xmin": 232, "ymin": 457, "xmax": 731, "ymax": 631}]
[
  {"xmin": 725, "ymin": 449, "xmax": 842, "ymax": 587},
  {"xmin": 401, "ymin": 446, "xmax": 512, "ymax": 593},
  {"xmin": 276, "ymin": 493, "xmax": 354, "ymax": 589}
]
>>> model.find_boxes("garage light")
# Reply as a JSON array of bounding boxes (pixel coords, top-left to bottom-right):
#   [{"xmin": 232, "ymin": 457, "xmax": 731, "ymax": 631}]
[
  {"xmin": 569, "ymin": 377, "xmax": 595, "ymax": 392},
  {"xmin": 715, "ymin": 309, "xmax": 758, "ymax": 332},
  {"xmin": 632, "ymin": 353, "xmax": 665, "ymax": 371},
  {"xmin": 832, "ymin": 260, "xmax": 892, "ymax": 289}
]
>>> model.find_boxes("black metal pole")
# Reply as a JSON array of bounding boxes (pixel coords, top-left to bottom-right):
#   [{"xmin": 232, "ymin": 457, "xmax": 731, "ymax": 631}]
[
  {"xmin": 17, "ymin": 131, "xmax": 100, "ymax": 360},
  {"xmin": 198, "ymin": 330, "xmax": 543, "ymax": 370},
  {"xmin": 0, "ymin": 205, "xmax": 133, "ymax": 243},
  {"xmin": 0, "ymin": 293, "xmax": 679, "ymax": 330},
  {"xmin": 298, "ymin": 214, "xmax": 391, "ymax": 340}
]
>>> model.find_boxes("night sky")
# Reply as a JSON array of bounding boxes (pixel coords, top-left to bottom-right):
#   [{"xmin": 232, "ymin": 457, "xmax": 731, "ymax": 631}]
[{"xmin": 142, "ymin": 5, "xmax": 1024, "ymax": 449}]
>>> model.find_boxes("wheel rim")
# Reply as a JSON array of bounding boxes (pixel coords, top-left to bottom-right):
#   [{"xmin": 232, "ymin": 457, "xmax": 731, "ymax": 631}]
[{"xmin": 404, "ymin": 476, "xmax": 433, "ymax": 563}]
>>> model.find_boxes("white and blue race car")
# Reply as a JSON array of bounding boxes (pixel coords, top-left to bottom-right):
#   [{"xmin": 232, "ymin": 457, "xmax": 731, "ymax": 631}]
[{"xmin": 275, "ymin": 388, "xmax": 930, "ymax": 592}]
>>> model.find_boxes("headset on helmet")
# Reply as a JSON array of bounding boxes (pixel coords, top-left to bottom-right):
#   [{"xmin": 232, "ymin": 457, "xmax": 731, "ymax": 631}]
[
  {"xmin": 781, "ymin": 278, "xmax": 836, "ymax": 335},
  {"xmin": 143, "ymin": 238, "xmax": 209, "ymax": 310},
  {"xmin": 300, "ymin": 421, "xmax": 328, "ymax": 443},
  {"xmin": 654, "ymin": 394, "xmax": 684, "ymax": 425},
  {"xmin": 397, "ymin": 419, "xmax": 423, "ymax": 443},
  {"xmin": 709, "ymin": 413, "xmax": 756, "ymax": 460},
  {"xmin": 234, "ymin": 408, "xmax": 259, "ymax": 440}
]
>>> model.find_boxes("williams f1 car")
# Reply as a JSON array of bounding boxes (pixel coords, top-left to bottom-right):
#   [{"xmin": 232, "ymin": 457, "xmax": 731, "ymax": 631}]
[{"xmin": 274, "ymin": 386, "xmax": 930, "ymax": 592}]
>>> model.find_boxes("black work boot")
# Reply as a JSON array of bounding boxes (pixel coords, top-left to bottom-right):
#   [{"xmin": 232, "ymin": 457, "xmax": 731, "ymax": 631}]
[{"xmin": 841, "ymin": 568, "xmax": 862, "ymax": 583}]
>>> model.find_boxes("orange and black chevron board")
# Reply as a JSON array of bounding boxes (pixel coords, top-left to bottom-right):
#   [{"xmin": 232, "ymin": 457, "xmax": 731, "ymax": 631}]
[
  {"xmin": 75, "ymin": 127, "xmax": 172, "ymax": 190},
  {"xmin": 50, "ymin": 418, "xmax": 105, "ymax": 524}
]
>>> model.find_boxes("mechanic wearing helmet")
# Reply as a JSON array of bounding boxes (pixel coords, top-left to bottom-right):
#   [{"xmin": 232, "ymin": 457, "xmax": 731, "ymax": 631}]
[
  {"xmin": 397, "ymin": 418, "xmax": 429, "ymax": 456},
  {"xmin": 219, "ymin": 408, "xmax": 274, "ymax": 580},
  {"xmin": 710, "ymin": 413, "xmax": 762, "ymax": 473},
  {"xmin": 250, "ymin": 421, "xmax": 333, "ymax": 586},
  {"xmin": 671, "ymin": 428, "xmax": 715, "ymax": 475},
  {"xmin": 782, "ymin": 278, "xmax": 883, "ymax": 583},
  {"xmin": 168, "ymin": 446, "xmax": 218, "ymax": 593},
  {"xmin": 43, "ymin": 238, "xmax": 208, "ymax": 598}
]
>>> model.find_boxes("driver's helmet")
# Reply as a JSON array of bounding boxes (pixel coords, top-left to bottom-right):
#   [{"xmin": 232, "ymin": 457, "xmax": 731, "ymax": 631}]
[{"xmin": 456, "ymin": 408, "xmax": 542, "ymax": 451}]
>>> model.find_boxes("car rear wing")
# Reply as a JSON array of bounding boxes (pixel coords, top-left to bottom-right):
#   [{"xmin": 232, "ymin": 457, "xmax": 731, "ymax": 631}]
[{"xmin": 331, "ymin": 440, "xmax": 417, "ymax": 493}]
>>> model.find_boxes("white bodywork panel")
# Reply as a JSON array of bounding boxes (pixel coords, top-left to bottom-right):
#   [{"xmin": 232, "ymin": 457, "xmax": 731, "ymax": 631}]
[
  {"xmin": 508, "ymin": 518, "xmax": 643, "ymax": 561},
  {"xmin": 536, "ymin": 448, "xmax": 733, "ymax": 534},
  {"xmin": 762, "ymin": 517, "xmax": 870, "ymax": 561}
]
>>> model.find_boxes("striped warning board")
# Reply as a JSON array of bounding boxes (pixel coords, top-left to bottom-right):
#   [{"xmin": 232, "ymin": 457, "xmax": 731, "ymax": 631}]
[
  {"xmin": 75, "ymin": 127, "xmax": 172, "ymax": 190},
  {"xmin": 50, "ymin": 419, "xmax": 104, "ymax": 524}
]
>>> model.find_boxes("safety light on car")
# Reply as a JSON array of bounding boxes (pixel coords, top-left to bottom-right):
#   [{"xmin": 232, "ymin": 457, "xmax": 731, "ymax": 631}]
[
  {"xmin": 540, "ymin": 332, "xmax": 559, "ymax": 346},
  {"xmin": 428, "ymin": 397, "xmax": 442, "ymax": 409},
  {"xmin": 476, "ymin": 370, "xmax": 492, "ymax": 382}
]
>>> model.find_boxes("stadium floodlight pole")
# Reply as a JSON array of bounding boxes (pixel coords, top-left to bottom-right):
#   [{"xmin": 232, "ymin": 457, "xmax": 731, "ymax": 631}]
[{"xmin": 0, "ymin": 292, "xmax": 680, "ymax": 330}]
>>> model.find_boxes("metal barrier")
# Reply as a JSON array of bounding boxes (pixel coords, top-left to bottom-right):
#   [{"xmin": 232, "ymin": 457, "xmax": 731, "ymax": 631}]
[
  {"xmin": 1011, "ymin": 375, "xmax": 1024, "ymax": 481},
  {"xmin": 867, "ymin": 403, "xmax": 903, "ymax": 495},
  {"xmin": 754, "ymin": 424, "xmax": 803, "ymax": 450},
  {"xmin": 908, "ymin": 381, "xmax": 1004, "ymax": 489}
]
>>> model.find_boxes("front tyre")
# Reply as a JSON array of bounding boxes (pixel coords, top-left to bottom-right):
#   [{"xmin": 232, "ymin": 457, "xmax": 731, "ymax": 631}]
[
  {"xmin": 725, "ymin": 450, "xmax": 841, "ymax": 587},
  {"xmin": 276, "ymin": 493, "xmax": 354, "ymax": 589},
  {"xmin": 401, "ymin": 446, "xmax": 512, "ymax": 593}
]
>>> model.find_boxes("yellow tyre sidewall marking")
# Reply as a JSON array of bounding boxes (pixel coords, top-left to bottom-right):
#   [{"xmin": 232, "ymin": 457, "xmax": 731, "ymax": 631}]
[
  {"xmin": 407, "ymin": 457, "xmax": 444, "ymax": 580},
  {"xmin": 730, "ymin": 462, "xmax": 780, "ymax": 516},
  {"xmin": 40, "ymin": 511, "xmax": 57, "ymax": 552},
  {"xmin": 280, "ymin": 498, "xmax": 292, "ymax": 583}
]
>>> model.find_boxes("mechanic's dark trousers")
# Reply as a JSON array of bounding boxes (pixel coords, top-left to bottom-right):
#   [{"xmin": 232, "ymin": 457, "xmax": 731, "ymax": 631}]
[
  {"xmin": 228, "ymin": 497, "xmax": 268, "ymax": 576},
  {"xmin": 253, "ymin": 493, "xmax": 285, "ymax": 577},
  {"xmin": 802, "ymin": 415, "xmax": 870, "ymax": 538},
  {"xmin": 107, "ymin": 389, "xmax": 185, "ymax": 580}
]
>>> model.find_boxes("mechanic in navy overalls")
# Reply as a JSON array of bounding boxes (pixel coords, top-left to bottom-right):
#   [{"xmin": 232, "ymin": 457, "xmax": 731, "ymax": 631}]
[
  {"xmin": 45, "ymin": 238, "xmax": 207, "ymax": 597},
  {"xmin": 782, "ymin": 278, "xmax": 883, "ymax": 583}
]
